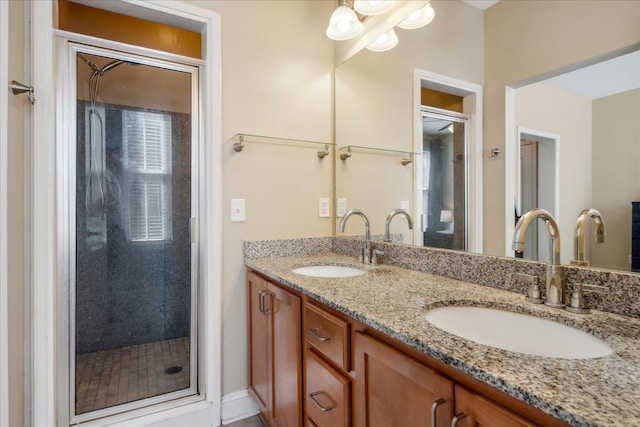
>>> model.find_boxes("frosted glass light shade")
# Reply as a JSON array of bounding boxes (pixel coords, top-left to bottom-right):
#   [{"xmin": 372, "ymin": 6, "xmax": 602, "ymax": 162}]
[
  {"xmin": 354, "ymin": 0, "xmax": 394, "ymax": 16},
  {"xmin": 326, "ymin": 5, "xmax": 363, "ymax": 40},
  {"xmin": 366, "ymin": 29, "xmax": 398, "ymax": 52},
  {"xmin": 397, "ymin": 4, "xmax": 435, "ymax": 30}
]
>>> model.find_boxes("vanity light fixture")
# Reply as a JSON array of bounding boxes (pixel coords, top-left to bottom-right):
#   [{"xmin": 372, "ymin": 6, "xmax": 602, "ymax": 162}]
[
  {"xmin": 353, "ymin": 0, "xmax": 394, "ymax": 16},
  {"xmin": 397, "ymin": 3, "xmax": 435, "ymax": 30},
  {"xmin": 366, "ymin": 28, "xmax": 398, "ymax": 52},
  {"xmin": 326, "ymin": 0, "xmax": 363, "ymax": 41}
]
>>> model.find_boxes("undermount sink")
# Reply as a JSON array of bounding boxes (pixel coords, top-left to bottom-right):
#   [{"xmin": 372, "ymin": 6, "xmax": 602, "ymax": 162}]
[
  {"xmin": 424, "ymin": 306, "xmax": 613, "ymax": 359},
  {"xmin": 291, "ymin": 265, "xmax": 366, "ymax": 278}
]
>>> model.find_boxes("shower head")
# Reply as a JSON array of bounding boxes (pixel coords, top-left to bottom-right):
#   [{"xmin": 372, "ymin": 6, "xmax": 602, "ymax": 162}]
[
  {"xmin": 78, "ymin": 53, "xmax": 101, "ymax": 74},
  {"xmin": 79, "ymin": 54, "xmax": 139, "ymax": 76}
]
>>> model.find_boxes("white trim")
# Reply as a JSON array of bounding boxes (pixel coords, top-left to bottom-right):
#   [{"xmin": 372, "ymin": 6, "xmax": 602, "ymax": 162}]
[
  {"xmin": 0, "ymin": 1, "xmax": 9, "ymax": 425},
  {"xmin": 413, "ymin": 69, "xmax": 483, "ymax": 253},
  {"xmin": 32, "ymin": 2, "xmax": 57, "ymax": 426},
  {"xmin": 221, "ymin": 390, "xmax": 260, "ymax": 425},
  {"xmin": 505, "ymin": 86, "xmax": 516, "ymax": 256},
  {"xmin": 33, "ymin": 1, "xmax": 223, "ymax": 426}
]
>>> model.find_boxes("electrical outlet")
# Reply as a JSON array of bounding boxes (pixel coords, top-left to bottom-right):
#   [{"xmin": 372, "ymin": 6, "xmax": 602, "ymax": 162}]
[
  {"xmin": 319, "ymin": 198, "xmax": 330, "ymax": 218},
  {"xmin": 337, "ymin": 198, "xmax": 347, "ymax": 217},
  {"xmin": 400, "ymin": 200, "xmax": 410, "ymax": 211}
]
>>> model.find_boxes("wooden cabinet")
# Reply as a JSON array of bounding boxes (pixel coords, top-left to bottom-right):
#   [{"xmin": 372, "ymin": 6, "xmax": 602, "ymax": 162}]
[
  {"xmin": 247, "ymin": 271, "xmax": 302, "ymax": 427},
  {"xmin": 246, "ymin": 269, "xmax": 568, "ymax": 427},
  {"xmin": 452, "ymin": 385, "xmax": 537, "ymax": 427},
  {"xmin": 354, "ymin": 332, "xmax": 454, "ymax": 427}
]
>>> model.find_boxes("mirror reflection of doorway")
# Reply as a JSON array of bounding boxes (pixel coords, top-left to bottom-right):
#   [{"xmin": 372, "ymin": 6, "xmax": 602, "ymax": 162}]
[
  {"xmin": 420, "ymin": 110, "xmax": 467, "ymax": 251},
  {"xmin": 518, "ymin": 131, "xmax": 558, "ymax": 261}
]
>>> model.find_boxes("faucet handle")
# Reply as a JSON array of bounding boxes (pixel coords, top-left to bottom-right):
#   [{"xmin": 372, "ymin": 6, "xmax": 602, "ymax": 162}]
[
  {"xmin": 371, "ymin": 249, "xmax": 384, "ymax": 265},
  {"xmin": 565, "ymin": 283, "xmax": 609, "ymax": 314},
  {"xmin": 515, "ymin": 273, "xmax": 544, "ymax": 304}
]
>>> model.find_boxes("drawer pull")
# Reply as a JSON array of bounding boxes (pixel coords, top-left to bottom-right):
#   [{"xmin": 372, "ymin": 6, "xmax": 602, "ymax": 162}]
[
  {"xmin": 431, "ymin": 398, "xmax": 446, "ymax": 426},
  {"xmin": 451, "ymin": 412, "xmax": 467, "ymax": 427},
  {"xmin": 309, "ymin": 391, "xmax": 335, "ymax": 412},
  {"xmin": 309, "ymin": 327, "xmax": 331, "ymax": 342},
  {"xmin": 308, "ymin": 418, "xmax": 319, "ymax": 427}
]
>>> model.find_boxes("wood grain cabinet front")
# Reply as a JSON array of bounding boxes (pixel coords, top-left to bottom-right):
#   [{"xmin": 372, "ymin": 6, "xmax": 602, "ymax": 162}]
[
  {"xmin": 452, "ymin": 385, "xmax": 538, "ymax": 427},
  {"xmin": 247, "ymin": 271, "xmax": 302, "ymax": 427},
  {"xmin": 305, "ymin": 302, "xmax": 351, "ymax": 371},
  {"xmin": 354, "ymin": 332, "xmax": 454, "ymax": 427},
  {"xmin": 305, "ymin": 349, "xmax": 351, "ymax": 427}
]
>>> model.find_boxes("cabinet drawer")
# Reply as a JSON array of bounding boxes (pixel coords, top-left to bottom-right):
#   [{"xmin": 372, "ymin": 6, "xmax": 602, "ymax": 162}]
[
  {"xmin": 305, "ymin": 303, "xmax": 350, "ymax": 371},
  {"xmin": 305, "ymin": 350, "xmax": 351, "ymax": 427}
]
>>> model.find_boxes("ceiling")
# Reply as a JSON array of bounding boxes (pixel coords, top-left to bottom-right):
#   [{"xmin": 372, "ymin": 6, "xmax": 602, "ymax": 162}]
[
  {"xmin": 544, "ymin": 50, "xmax": 640, "ymax": 100},
  {"xmin": 461, "ymin": 0, "xmax": 500, "ymax": 11}
]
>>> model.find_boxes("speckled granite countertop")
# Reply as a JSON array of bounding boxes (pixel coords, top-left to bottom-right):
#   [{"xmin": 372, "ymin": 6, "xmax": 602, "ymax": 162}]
[{"xmin": 246, "ymin": 253, "xmax": 640, "ymax": 427}]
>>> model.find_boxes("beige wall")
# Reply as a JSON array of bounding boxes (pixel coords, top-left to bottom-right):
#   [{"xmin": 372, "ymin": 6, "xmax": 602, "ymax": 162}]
[
  {"xmin": 591, "ymin": 89, "xmax": 640, "ymax": 270},
  {"xmin": 484, "ymin": 0, "xmax": 640, "ymax": 255},
  {"xmin": 515, "ymin": 82, "xmax": 592, "ymax": 264},
  {"xmin": 7, "ymin": 1, "xmax": 27, "ymax": 426},
  {"xmin": 185, "ymin": 0, "xmax": 335, "ymax": 395},
  {"xmin": 335, "ymin": 0, "xmax": 484, "ymax": 241}
]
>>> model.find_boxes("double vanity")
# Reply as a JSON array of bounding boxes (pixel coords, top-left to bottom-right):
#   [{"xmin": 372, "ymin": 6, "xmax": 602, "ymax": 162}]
[{"xmin": 245, "ymin": 237, "xmax": 640, "ymax": 427}]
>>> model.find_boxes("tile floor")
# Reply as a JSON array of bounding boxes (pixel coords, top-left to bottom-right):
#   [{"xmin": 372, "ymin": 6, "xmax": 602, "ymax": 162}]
[
  {"xmin": 227, "ymin": 415, "xmax": 265, "ymax": 427},
  {"xmin": 75, "ymin": 336, "xmax": 190, "ymax": 414}
]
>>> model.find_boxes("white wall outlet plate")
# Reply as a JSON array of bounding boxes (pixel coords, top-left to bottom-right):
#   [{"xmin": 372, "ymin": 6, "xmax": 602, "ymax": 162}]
[
  {"xmin": 337, "ymin": 198, "xmax": 347, "ymax": 217},
  {"xmin": 231, "ymin": 198, "xmax": 246, "ymax": 222},
  {"xmin": 400, "ymin": 200, "xmax": 410, "ymax": 211},
  {"xmin": 319, "ymin": 198, "xmax": 330, "ymax": 218}
]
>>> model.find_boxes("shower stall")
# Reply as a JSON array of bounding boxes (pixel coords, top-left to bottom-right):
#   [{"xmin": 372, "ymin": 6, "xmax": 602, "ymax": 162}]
[{"xmin": 68, "ymin": 45, "xmax": 199, "ymax": 420}]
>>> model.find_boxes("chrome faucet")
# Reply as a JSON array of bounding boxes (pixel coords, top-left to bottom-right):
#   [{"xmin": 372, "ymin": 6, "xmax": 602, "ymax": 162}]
[
  {"xmin": 512, "ymin": 208, "xmax": 564, "ymax": 308},
  {"xmin": 339, "ymin": 209, "xmax": 372, "ymax": 263},
  {"xmin": 384, "ymin": 209, "xmax": 414, "ymax": 242},
  {"xmin": 570, "ymin": 208, "xmax": 606, "ymax": 266}
]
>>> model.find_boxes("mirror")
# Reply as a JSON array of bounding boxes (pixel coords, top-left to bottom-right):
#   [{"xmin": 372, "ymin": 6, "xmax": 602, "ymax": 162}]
[
  {"xmin": 334, "ymin": 0, "xmax": 640, "ymax": 274},
  {"xmin": 511, "ymin": 50, "xmax": 640, "ymax": 272},
  {"xmin": 335, "ymin": 0, "xmax": 484, "ymax": 249}
]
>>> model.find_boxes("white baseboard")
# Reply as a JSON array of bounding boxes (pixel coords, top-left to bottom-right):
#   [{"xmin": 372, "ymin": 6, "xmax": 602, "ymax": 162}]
[{"xmin": 221, "ymin": 390, "xmax": 260, "ymax": 425}]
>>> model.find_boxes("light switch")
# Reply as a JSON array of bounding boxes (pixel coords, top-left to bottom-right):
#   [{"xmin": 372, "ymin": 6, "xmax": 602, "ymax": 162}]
[{"xmin": 231, "ymin": 199, "xmax": 246, "ymax": 222}]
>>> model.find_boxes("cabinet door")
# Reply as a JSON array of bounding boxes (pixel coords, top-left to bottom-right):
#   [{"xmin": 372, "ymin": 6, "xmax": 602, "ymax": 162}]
[
  {"xmin": 247, "ymin": 272, "xmax": 270, "ymax": 417},
  {"xmin": 268, "ymin": 282, "xmax": 302, "ymax": 427},
  {"xmin": 453, "ymin": 385, "xmax": 538, "ymax": 427},
  {"xmin": 354, "ymin": 332, "xmax": 454, "ymax": 427}
]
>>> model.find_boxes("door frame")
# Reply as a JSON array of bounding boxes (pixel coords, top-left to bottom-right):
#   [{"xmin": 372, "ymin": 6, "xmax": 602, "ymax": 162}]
[
  {"xmin": 31, "ymin": 1, "xmax": 222, "ymax": 426},
  {"xmin": 0, "ymin": 1, "xmax": 9, "ymax": 425},
  {"xmin": 413, "ymin": 69, "xmax": 483, "ymax": 253},
  {"xmin": 61, "ymin": 41, "xmax": 203, "ymax": 424}
]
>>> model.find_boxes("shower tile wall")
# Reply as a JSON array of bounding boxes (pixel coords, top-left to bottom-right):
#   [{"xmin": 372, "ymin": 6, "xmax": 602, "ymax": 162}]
[{"xmin": 76, "ymin": 102, "xmax": 191, "ymax": 354}]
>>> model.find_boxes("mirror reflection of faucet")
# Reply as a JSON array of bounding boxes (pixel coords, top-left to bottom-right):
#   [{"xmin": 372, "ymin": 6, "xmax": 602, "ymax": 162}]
[
  {"xmin": 513, "ymin": 208, "xmax": 564, "ymax": 308},
  {"xmin": 570, "ymin": 208, "xmax": 606, "ymax": 267},
  {"xmin": 384, "ymin": 209, "xmax": 414, "ymax": 242}
]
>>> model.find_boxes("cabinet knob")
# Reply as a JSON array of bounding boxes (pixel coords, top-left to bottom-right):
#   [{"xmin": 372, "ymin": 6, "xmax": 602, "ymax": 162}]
[
  {"xmin": 309, "ymin": 391, "xmax": 335, "ymax": 412},
  {"xmin": 431, "ymin": 398, "xmax": 446, "ymax": 426},
  {"xmin": 309, "ymin": 327, "xmax": 332, "ymax": 342},
  {"xmin": 451, "ymin": 412, "xmax": 467, "ymax": 427}
]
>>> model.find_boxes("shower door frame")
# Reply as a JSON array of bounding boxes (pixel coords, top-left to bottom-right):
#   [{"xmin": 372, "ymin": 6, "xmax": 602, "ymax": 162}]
[{"xmin": 59, "ymin": 39, "xmax": 202, "ymax": 425}]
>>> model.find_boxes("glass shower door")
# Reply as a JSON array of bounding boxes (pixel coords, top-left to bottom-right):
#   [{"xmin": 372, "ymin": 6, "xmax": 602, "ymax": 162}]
[{"xmin": 73, "ymin": 49, "xmax": 197, "ymax": 418}]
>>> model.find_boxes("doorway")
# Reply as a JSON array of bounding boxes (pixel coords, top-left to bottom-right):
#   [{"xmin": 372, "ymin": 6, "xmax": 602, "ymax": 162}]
[
  {"xmin": 68, "ymin": 45, "xmax": 199, "ymax": 422},
  {"xmin": 420, "ymin": 110, "xmax": 468, "ymax": 250},
  {"xmin": 517, "ymin": 129, "xmax": 558, "ymax": 261}
]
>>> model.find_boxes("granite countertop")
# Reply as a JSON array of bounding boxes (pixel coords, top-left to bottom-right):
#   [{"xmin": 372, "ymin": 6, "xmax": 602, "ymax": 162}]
[{"xmin": 246, "ymin": 253, "xmax": 640, "ymax": 427}]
